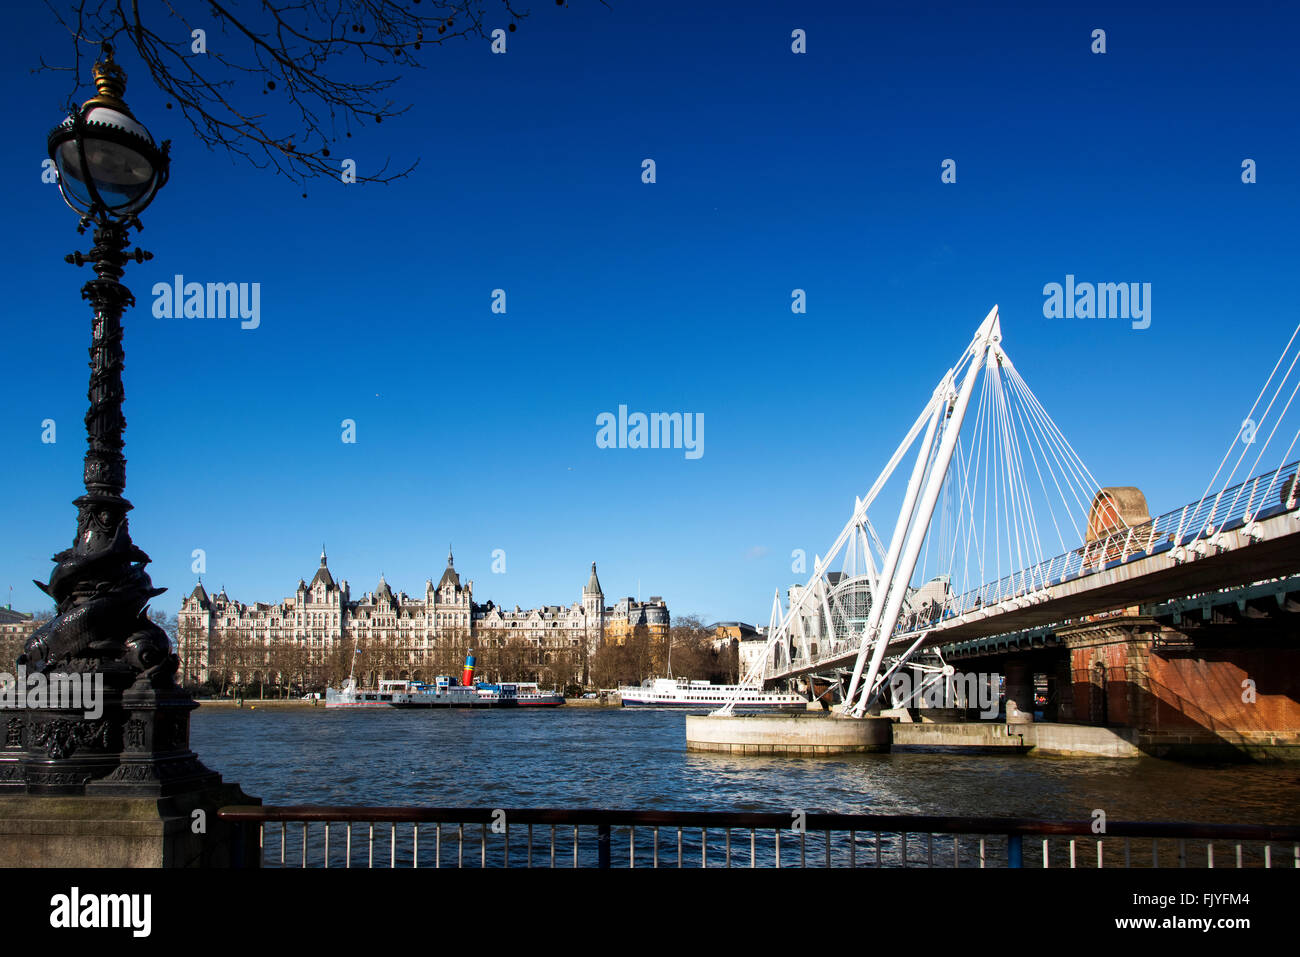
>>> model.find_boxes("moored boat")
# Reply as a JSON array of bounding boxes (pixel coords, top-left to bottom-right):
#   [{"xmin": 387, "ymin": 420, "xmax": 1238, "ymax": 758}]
[
  {"xmin": 618, "ymin": 677, "xmax": 806, "ymax": 711},
  {"xmin": 500, "ymin": 681, "xmax": 565, "ymax": 707},
  {"xmin": 390, "ymin": 675, "xmax": 499, "ymax": 708},
  {"xmin": 327, "ymin": 652, "xmax": 565, "ymax": 709}
]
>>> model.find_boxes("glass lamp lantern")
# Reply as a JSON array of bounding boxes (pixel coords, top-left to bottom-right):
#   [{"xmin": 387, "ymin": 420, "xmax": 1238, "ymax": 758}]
[{"xmin": 47, "ymin": 45, "xmax": 169, "ymax": 221}]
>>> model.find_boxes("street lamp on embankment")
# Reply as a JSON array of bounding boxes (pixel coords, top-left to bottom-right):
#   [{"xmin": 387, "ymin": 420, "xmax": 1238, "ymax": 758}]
[{"xmin": 0, "ymin": 42, "xmax": 258, "ymax": 867}]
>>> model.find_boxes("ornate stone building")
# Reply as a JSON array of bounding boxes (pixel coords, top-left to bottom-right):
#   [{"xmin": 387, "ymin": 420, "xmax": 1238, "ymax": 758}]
[
  {"xmin": 176, "ymin": 549, "xmax": 668, "ymax": 689},
  {"xmin": 0, "ymin": 608, "xmax": 38, "ymax": 667}
]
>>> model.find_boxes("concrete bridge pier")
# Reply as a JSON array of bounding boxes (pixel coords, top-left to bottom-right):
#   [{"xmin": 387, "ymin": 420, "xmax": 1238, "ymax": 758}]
[{"xmin": 685, "ymin": 713, "xmax": 892, "ymax": 754}]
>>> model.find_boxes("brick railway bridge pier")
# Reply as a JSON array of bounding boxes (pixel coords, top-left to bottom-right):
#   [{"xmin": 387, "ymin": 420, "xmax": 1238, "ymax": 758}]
[{"xmin": 932, "ymin": 574, "xmax": 1300, "ymax": 761}]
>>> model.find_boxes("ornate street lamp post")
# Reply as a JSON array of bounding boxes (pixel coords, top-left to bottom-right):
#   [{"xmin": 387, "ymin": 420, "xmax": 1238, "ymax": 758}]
[{"xmin": 0, "ymin": 44, "xmax": 218, "ymax": 796}]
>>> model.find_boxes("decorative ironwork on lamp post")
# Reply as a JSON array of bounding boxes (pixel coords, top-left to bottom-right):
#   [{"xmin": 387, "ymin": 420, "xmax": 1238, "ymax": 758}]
[{"xmin": 0, "ymin": 43, "xmax": 218, "ymax": 795}]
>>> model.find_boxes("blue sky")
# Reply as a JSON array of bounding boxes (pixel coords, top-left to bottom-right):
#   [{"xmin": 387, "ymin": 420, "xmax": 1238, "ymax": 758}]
[{"xmin": 2, "ymin": 0, "xmax": 1297, "ymax": 625}]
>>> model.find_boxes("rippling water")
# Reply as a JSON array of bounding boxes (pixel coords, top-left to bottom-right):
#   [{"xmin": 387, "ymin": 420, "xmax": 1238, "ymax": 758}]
[
  {"xmin": 188, "ymin": 712, "xmax": 1294, "ymax": 821},
  {"xmin": 191, "ymin": 707, "xmax": 1300, "ymax": 824}
]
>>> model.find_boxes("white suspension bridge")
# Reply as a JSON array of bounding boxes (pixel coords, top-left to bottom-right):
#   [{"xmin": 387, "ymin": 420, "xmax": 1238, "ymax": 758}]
[{"xmin": 718, "ymin": 306, "xmax": 1300, "ymax": 718}]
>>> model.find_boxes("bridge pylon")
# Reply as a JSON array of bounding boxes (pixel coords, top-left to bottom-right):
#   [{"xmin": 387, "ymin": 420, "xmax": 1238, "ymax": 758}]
[{"xmin": 718, "ymin": 306, "xmax": 1116, "ymax": 718}]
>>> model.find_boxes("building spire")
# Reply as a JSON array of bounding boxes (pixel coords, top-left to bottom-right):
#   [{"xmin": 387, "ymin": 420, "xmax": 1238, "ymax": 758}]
[
  {"xmin": 437, "ymin": 546, "xmax": 461, "ymax": 592},
  {"xmin": 309, "ymin": 547, "xmax": 337, "ymax": 590}
]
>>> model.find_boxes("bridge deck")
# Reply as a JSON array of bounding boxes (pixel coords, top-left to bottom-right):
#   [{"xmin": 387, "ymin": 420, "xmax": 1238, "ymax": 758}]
[{"xmin": 766, "ymin": 506, "xmax": 1300, "ymax": 683}]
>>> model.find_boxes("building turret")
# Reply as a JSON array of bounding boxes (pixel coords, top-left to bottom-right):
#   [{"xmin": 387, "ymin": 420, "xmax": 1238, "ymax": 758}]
[
  {"xmin": 434, "ymin": 546, "xmax": 471, "ymax": 638},
  {"xmin": 438, "ymin": 546, "xmax": 461, "ymax": 594},
  {"xmin": 582, "ymin": 562, "xmax": 605, "ymax": 645},
  {"xmin": 186, "ymin": 581, "xmax": 210, "ymax": 609},
  {"xmin": 310, "ymin": 547, "xmax": 336, "ymax": 591}
]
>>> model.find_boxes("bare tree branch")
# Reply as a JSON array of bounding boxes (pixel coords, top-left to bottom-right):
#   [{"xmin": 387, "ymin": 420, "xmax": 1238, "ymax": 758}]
[{"xmin": 37, "ymin": 0, "xmax": 548, "ymax": 185}]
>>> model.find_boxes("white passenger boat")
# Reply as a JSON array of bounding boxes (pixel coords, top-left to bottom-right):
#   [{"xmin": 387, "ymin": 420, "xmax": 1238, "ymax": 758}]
[{"xmin": 618, "ymin": 677, "xmax": 806, "ymax": 711}]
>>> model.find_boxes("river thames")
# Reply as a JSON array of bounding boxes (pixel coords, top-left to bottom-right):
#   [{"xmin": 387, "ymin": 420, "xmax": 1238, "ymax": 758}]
[{"xmin": 192, "ymin": 706, "xmax": 1300, "ymax": 824}]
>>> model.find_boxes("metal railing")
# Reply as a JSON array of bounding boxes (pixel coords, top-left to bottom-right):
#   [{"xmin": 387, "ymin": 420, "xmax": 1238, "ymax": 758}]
[
  {"xmin": 942, "ymin": 457, "xmax": 1300, "ymax": 623},
  {"xmin": 217, "ymin": 806, "xmax": 1300, "ymax": 869}
]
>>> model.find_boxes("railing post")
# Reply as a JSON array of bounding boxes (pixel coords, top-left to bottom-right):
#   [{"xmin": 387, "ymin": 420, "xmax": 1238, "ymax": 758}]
[
  {"xmin": 598, "ymin": 823, "xmax": 611, "ymax": 869},
  {"xmin": 1008, "ymin": 834, "xmax": 1023, "ymax": 868},
  {"xmin": 230, "ymin": 821, "xmax": 248, "ymax": 868}
]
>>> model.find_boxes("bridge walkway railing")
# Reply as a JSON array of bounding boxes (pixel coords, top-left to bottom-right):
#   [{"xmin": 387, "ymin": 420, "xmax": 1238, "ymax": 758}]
[{"xmin": 943, "ymin": 458, "xmax": 1299, "ymax": 626}]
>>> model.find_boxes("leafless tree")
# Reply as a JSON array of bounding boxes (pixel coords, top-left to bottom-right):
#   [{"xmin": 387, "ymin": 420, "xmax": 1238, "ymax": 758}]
[
  {"xmin": 590, "ymin": 624, "xmax": 658, "ymax": 687},
  {"xmin": 209, "ymin": 626, "xmax": 253, "ymax": 696},
  {"xmin": 324, "ymin": 637, "xmax": 359, "ymax": 687},
  {"xmin": 37, "ymin": 0, "xmax": 576, "ymax": 184},
  {"xmin": 538, "ymin": 644, "xmax": 578, "ymax": 690},
  {"xmin": 660, "ymin": 615, "xmax": 735, "ymax": 683},
  {"xmin": 148, "ymin": 607, "xmax": 177, "ymax": 651},
  {"xmin": 438, "ymin": 628, "xmax": 473, "ymax": 678}
]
